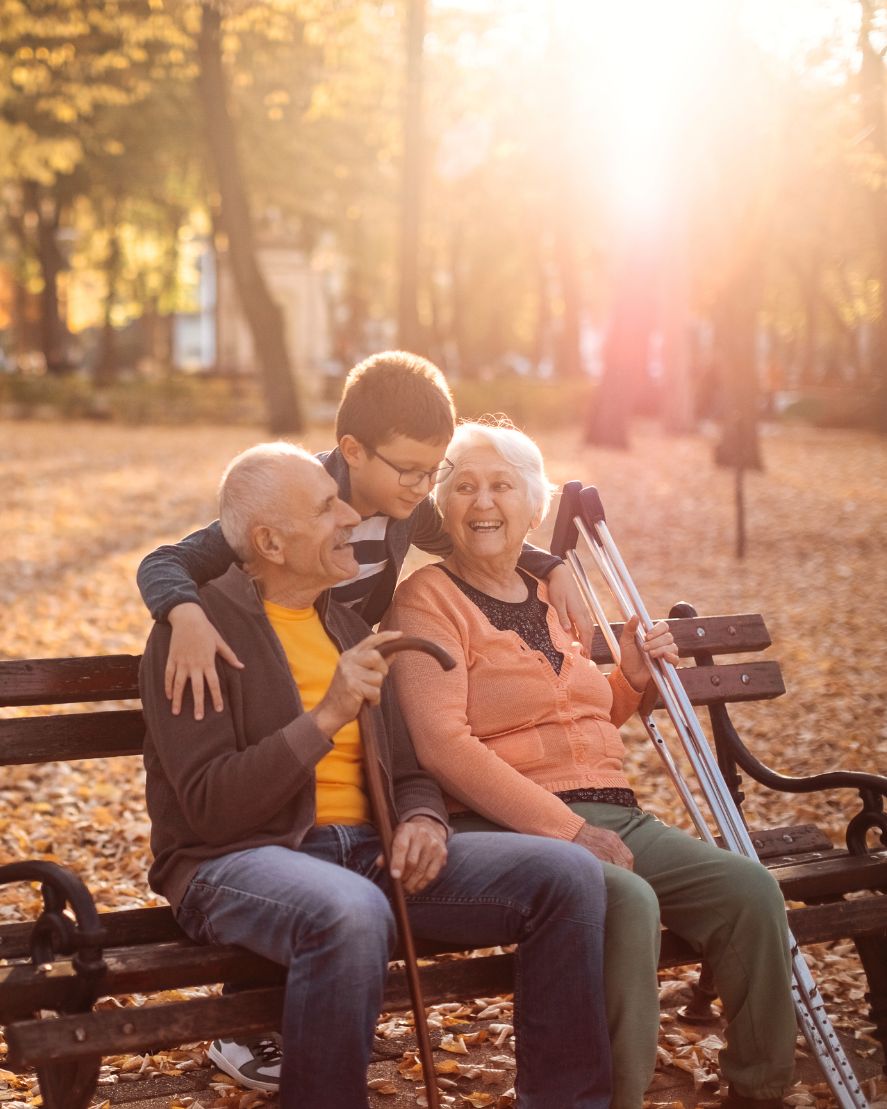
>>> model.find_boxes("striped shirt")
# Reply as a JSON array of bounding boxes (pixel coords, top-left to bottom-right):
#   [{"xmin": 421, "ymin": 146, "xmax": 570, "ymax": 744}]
[{"xmin": 332, "ymin": 515, "xmax": 390, "ymax": 608}]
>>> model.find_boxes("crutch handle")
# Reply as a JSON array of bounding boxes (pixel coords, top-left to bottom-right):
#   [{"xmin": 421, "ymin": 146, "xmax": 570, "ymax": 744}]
[
  {"xmin": 579, "ymin": 485, "xmax": 606, "ymax": 528},
  {"xmin": 551, "ymin": 480, "xmax": 583, "ymax": 557},
  {"xmin": 378, "ymin": 636, "xmax": 456, "ymax": 671}
]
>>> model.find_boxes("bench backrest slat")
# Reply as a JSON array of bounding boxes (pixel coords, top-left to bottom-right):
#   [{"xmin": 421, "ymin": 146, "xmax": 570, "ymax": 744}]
[
  {"xmin": 0, "ymin": 663, "xmax": 784, "ymax": 765},
  {"xmin": 674, "ymin": 661, "xmax": 785, "ymax": 706},
  {"xmin": 0, "ymin": 616, "xmax": 772, "ymax": 711},
  {"xmin": 0, "ymin": 656, "xmax": 141, "ymax": 707},
  {"xmin": 0, "ymin": 614, "xmax": 780, "ymax": 765},
  {"xmin": 596, "ymin": 613, "xmax": 772, "ymax": 662},
  {"xmin": 0, "ymin": 710, "xmax": 145, "ymax": 766}
]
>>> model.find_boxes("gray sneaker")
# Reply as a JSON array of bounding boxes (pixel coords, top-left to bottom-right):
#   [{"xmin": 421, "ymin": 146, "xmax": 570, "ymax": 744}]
[{"xmin": 207, "ymin": 1033, "xmax": 283, "ymax": 1091}]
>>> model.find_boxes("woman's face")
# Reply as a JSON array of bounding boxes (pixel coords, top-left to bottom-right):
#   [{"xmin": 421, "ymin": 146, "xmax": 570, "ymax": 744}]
[{"xmin": 444, "ymin": 444, "xmax": 536, "ymax": 565}]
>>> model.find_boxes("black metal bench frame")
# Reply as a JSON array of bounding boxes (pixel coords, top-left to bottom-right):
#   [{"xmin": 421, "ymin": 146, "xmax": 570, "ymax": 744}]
[{"xmin": 1, "ymin": 604, "xmax": 885, "ymax": 1108}]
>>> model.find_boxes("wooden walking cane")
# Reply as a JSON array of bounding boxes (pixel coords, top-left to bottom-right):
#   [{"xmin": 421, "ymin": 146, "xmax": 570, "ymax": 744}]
[{"xmin": 358, "ymin": 636, "xmax": 456, "ymax": 1109}]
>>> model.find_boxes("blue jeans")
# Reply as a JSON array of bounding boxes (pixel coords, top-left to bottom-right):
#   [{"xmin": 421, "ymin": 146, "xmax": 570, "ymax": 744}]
[{"xmin": 176, "ymin": 825, "xmax": 610, "ymax": 1109}]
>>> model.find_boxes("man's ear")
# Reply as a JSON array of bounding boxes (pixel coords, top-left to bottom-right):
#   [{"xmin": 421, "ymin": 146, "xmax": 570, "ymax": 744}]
[
  {"xmin": 252, "ymin": 525, "xmax": 285, "ymax": 563},
  {"xmin": 339, "ymin": 433, "xmax": 369, "ymax": 468}
]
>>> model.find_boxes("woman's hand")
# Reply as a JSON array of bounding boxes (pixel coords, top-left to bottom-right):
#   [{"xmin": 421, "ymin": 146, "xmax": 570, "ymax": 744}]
[
  {"xmin": 166, "ymin": 603, "xmax": 244, "ymax": 719},
  {"xmin": 546, "ymin": 563, "xmax": 595, "ymax": 655},
  {"xmin": 381, "ymin": 815, "xmax": 449, "ymax": 893},
  {"xmin": 618, "ymin": 615, "xmax": 679, "ymax": 692},
  {"xmin": 573, "ymin": 822, "xmax": 634, "ymax": 870}
]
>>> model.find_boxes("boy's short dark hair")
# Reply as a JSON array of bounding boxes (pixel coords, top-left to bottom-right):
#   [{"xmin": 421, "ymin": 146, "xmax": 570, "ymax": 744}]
[{"xmin": 335, "ymin": 351, "xmax": 456, "ymax": 449}]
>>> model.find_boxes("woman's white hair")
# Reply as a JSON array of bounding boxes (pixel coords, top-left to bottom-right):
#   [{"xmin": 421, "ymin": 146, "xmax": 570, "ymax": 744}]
[
  {"xmin": 218, "ymin": 441, "xmax": 315, "ymax": 561},
  {"xmin": 435, "ymin": 418, "xmax": 555, "ymax": 524}
]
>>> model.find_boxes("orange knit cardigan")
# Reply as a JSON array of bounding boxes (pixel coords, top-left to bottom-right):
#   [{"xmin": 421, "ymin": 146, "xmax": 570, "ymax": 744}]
[{"xmin": 385, "ymin": 564, "xmax": 643, "ymax": 843}]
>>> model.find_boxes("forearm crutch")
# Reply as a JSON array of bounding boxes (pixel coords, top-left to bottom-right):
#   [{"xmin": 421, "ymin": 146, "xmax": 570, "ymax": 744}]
[
  {"xmin": 359, "ymin": 636, "xmax": 456, "ymax": 1109},
  {"xmin": 551, "ymin": 482, "xmax": 869, "ymax": 1109}
]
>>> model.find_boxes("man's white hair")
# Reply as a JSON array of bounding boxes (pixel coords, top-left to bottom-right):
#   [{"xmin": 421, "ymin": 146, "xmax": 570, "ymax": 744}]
[
  {"xmin": 218, "ymin": 441, "xmax": 316, "ymax": 561},
  {"xmin": 434, "ymin": 419, "xmax": 555, "ymax": 523}
]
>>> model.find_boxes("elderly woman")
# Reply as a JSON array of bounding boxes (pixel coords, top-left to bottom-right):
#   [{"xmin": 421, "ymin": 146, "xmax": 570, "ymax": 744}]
[{"xmin": 385, "ymin": 421, "xmax": 796, "ymax": 1109}]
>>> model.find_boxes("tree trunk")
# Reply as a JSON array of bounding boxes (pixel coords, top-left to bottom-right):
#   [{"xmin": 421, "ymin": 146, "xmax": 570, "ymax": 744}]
[
  {"xmin": 660, "ymin": 200, "xmax": 694, "ymax": 435},
  {"xmin": 12, "ymin": 275, "xmax": 30, "ymax": 362},
  {"xmin": 713, "ymin": 260, "xmax": 763, "ymax": 472},
  {"xmin": 531, "ymin": 235, "xmax": 553, "ymax": 373},
  {"xmin": 859, "ymin": 0, "xmax": 887, "ymax": 432},
  {"xmin": 552, "ymin": 209, "xmax": 583, "ymax": 379},
  {"xmin": 95, "ymin": 208, "xmax": 122, "ymax": 387},
  {"xmin": 197, "ymin": 2, "xmax": 303, "ymax": 434},
  {"xmin": 397, "ymin": 0, "xmax": 426, "ymax": 353},
  {"xmin": 584, "ymin": 250, "xmax": 654, "ymax": 448},
  {"xmin": 448, "ymin": 223, "xmax": 474, "ymax": 377},
  {"xmin": 141, "ymin": 296, "xmax": 172, "ymax": 374},
  {"xmin": 544, "ymin": 2, "xmax": 583, "ymax": 381},
  {"xmin": 24, "ymin": 181, "xmax": 68, "ymax": 375}
]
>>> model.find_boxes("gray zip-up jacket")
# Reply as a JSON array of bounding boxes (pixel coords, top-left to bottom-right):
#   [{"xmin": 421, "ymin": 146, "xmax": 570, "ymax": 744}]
[
  {"xmin": 141, "ymin": 564, "xmax": 449, "ymax": 912},
  {"xmin": 137, "ymin": 447, "xmax": 561, "ymax": 628}
]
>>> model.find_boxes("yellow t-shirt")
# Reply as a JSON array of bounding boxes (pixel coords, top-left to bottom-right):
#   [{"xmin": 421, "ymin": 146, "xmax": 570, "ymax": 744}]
[{"xmin": 264, "ymin": 600, "xmax": 370, "ymax": 826}]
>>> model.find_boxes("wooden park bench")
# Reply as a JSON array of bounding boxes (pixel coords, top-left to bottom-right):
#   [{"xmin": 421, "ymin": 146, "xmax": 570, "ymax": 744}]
[{"xmin": 1, "ymin": 604, "xmax": 885, "ymax": 1108}]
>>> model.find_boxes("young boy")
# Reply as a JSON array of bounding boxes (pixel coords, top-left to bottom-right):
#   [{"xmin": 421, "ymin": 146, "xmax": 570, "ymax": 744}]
[{"xmin": 138, "ymin": 350, "xmax": 590, "ymax": 722}]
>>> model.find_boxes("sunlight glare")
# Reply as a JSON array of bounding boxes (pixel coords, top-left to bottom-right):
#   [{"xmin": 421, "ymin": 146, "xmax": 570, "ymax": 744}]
[{"xmin": 553, "ymin": 0, "xmax": 725, "ymax": 225}]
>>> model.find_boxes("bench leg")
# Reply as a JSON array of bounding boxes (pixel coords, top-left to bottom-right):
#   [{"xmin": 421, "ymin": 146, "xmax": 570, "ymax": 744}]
[
  {"xmin": 854, "ymin": 930, "xmax": 887, "ymax": 1074},
  {"xmin": 37, "ymin": 1058, "xmax": 101, "ymax": 1109}
]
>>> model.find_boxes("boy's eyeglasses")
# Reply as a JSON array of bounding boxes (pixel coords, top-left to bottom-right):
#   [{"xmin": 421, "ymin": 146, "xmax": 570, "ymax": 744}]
[{"xmin": 370, "ymin": 448, "xmax": 454, "ymax": 488}]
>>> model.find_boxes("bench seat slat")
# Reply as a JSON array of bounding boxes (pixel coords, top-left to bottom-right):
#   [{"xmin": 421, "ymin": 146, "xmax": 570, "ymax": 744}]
[
  {"xmin": 1, "ymin": 841, "xmax": 877, "ymax": 961},
  {"xmin": 771, "ymin": 850, "xmax": 887, "ymax": 901},
  {"xmin": 4, "ymin": 949, "xmax": 522, "ymax": 1067},
  {"xmin": 5, "ymin": 985, "xmax": 291, "ymax": 1064},
  {"xmin": 2, "ymin": 842, "xmax": 878, "ymax": 962},
  {"xmin": 0, "ymin": 907, "xmax": 179, "ymax": 960},
  {"xmin": 0, "ymin": 941, "xmax": 281, "ymax": 1022},
  {"xmin": 2, "ymin": 896, "xmax": 884, "ymax": 1029}
]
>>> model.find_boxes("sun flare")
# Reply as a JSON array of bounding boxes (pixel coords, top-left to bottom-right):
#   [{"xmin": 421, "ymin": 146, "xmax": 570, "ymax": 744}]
[{"xmin": 537, "ymin": 0, "xmax": 856, "ymax": 223}]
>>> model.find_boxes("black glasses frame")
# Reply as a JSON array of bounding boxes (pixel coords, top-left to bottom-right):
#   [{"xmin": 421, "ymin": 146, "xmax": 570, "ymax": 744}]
[{"xmin": 370, "ymin": 448, "xmax": 454, "ymax": 489}]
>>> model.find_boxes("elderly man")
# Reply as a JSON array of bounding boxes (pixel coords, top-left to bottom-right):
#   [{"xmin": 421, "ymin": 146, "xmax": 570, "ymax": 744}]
[{"xmin": 140, "ymin": 442, "xmax": 612, "ymax": 1109}]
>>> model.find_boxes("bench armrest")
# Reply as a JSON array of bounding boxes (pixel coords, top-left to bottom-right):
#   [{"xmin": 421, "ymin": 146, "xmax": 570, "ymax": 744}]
[{"xmin": 669, "ymin": 602, "xmax": 887, "ymax": 857}]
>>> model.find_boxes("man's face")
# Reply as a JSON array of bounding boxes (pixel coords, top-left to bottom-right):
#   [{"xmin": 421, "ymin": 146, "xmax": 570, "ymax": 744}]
[
  {"xmin": 271, "ymin": 461, "xmax": 361, "ymax": 590},
  {"xmin": 344, "ymin": 434, "xmax": 451, "ymax": 520}
]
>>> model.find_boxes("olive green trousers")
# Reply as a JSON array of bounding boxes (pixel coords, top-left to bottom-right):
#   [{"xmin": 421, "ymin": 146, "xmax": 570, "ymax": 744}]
[{"xmin": 451, "ymin": 802, "xmax": 796, "ymax": 1109}]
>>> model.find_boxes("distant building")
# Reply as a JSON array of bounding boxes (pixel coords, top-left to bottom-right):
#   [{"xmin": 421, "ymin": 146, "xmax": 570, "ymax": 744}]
[{"xmin": 173, "ymin": 233, "xmax": 334, "ymax": 403}]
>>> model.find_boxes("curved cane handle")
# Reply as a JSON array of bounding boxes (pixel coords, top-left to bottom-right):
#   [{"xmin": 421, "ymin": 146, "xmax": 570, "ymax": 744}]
[{"xmin": 378, "ymin": 636, "xmax": 456, "ymax": 671}]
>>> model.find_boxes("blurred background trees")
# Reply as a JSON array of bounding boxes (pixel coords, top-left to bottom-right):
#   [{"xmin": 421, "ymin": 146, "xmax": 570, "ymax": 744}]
[{"xmin": 1, "ymin": 0, "xmax": 886, "ymax": 443}]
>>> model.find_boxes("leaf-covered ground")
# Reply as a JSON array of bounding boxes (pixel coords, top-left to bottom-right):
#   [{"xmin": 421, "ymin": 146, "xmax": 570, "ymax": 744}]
[{"xmin": 0, "ymin": 419, "xmax": 885, "ymax": 1108}]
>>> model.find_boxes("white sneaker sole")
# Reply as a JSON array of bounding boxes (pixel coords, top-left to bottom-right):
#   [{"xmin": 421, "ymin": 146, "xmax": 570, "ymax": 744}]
[{"xmin": 206, "ymin": 1040, "xmax": 281, "ymax": 1092}]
